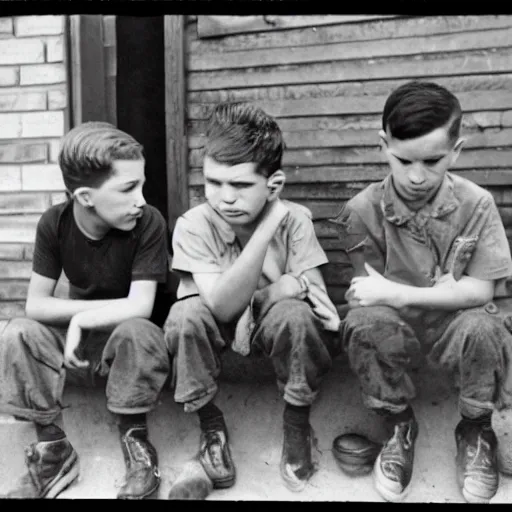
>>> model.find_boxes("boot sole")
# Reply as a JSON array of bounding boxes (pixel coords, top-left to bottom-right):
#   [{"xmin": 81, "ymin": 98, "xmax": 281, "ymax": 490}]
[
  {"xmin": 44, "ymin": 451, "xmax": 80, "ymax": 498},
  {"xmin": 373, "ymin": 452, "xmax": 410, "ymax": 502},
  {"xmin": 279, "ymin": 460, "xmax": 313, "ymax": 492},
  {"xmin": 118, "ymin": 475, "xmax": 161, "ymax": 499},
  {"xmin": 456, "ymin": 468, "xmax": 498, "ymax": 504}
]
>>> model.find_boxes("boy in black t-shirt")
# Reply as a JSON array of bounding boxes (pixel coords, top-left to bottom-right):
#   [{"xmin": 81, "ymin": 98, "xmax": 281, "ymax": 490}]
[{"xmin": 0, "ymin": 122, "xmax": 170, "ymax": 499}]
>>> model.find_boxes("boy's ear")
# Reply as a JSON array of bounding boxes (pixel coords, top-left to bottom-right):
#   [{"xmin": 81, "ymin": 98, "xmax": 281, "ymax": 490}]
[
  {"xmin": 73, "ymin": 187, "xmax": 93, "ymax": 208},
  {"xmin": 267, "ymin": 170, "xmax": 286, "ymax": 200},
  {"xmin": 450, "ymin": 137, "xmax": 465, "ymax": 166},
  {"xmin": 378, "ymin": 129, "xmax": 388, "ymax": 150}
]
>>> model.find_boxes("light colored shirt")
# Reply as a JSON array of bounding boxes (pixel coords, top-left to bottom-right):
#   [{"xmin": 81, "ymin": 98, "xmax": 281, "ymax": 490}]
[
  {"xmin": 172, "ymin": 200, "xmax": 340, "ymax": 349},
  {"xmin": 330, "ymin": 172, "xmax": 512, "ymax": 297}
]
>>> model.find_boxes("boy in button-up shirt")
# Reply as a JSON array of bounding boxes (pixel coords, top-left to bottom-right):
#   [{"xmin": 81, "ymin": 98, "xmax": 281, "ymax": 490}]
[
  {"xmin": 331, "ymin": 81, "xmax": 512, "ymax": 503},
  {"xmin": 164, "ymin": 102, "xmax": 341, "ymax": 497}
]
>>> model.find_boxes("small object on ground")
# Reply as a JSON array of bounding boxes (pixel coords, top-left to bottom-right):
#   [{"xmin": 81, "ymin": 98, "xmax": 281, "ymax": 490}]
[
  {"xmin": 332, "ymin": 433, "xmax": 382, "ymax": 477},
  {"xmin": 168, "ymin": 458, "xmax": 214, "ymax": 500}
]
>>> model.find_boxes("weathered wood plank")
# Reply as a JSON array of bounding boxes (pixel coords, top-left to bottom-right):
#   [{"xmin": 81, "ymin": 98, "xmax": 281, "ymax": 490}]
[
  {"xmin": 188, "ymin": 89, "xmax": 512, "ymax": 120},
  {"xmin": 190, "ymin": 27, "xmax": 512, "ymax": 71},
  {"xmin": 189, "ymin": 167, "xmax": 512, "ymax": 187},
  {"xmin": 189, "ymin": 127, "xmax": 512, "ymax": 150},
  {"xmin": 187, "ymin": 74, "xmax": 512, "ymax": 105},
  {"xmin": 188, "ymin": 111, "xmax": 507, "ymax": 137},
  {"xmin": 196, "ymin": 15, "xmax": 396, "ymax": 39},
  {"xmin": 188, "ymin": 50, "xmax": 512, "ymax": 91},
  {"xmin": 188, "ymin": 147, "xmax": 512, "ymax": 169},
  {"xmin": 164, "ymin": 15, "xmax": 189, "ymax": 232},
  {"xmin": 187, "ymin": 15, "xmax": 512, "ymax": 54}
]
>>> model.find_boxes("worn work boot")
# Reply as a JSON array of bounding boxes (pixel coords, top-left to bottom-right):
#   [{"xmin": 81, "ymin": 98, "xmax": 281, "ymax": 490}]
[
  {"xmin": 280, "ymin": 421, "xmax": 315, "ymax": 492},
  {"xmin": 198, "ymin": 428, "xmax": 236, "ymax": 489},
  {"xmin": 373, "ymin": 408, "xmax": 418, "ymax": 502},
  {"xmin": 117, "ymin": 427, "xmax": 160, "ymax": 499},
  {"xmin": 455, "ymin": 418, "xmax": 499, "ymax": 504},
  {"xmin": 5, "ymin": 438, "xmax": 79, "ymax": 498}
]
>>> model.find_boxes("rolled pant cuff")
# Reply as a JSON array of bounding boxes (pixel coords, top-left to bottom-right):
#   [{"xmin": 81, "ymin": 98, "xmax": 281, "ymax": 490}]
[
  {"xmin": 107, "ymin": 403, "xmax": 156, "ymax": 415},
  {"xmin": 0, "ymin": 403, "xmax": 62, "ymax": 426},
  {"xmin": 459, "ymin": 396, "xmax": 494, "ymax": 419},
  {"xmin": 363, "ymin": 393, "xmax": 409, "ymax": 414},
  {"xmin": 180, "ymin": 388, "xmax": 217, "ymax": 414},
  {"xmin": 283, "ymin": 389, "xmax": 317, "ymax": 407}
]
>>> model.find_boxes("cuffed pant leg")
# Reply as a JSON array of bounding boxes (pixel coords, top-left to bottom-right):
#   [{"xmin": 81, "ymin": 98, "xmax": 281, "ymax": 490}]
[
  {"xmin": 100, "ymin": 318, "xmax": 170, "ymax": 414},
  {"xmin": 251, "ymin": 299, "xmax": 340, "ymax": 407},
  {"xmin": 0, "ymin": 317, "xmax": 67, "ymax": 425},
  {"xmin": 428, "ymin": 307, "xmax": 510, "ymax": 419},
  {"xmin": 341, "ymin": 306, "xmax": 419, "ymax": 413},
  {"xmin": 163, "ymin": 296, "xmax": 228, "ymax": 413}
]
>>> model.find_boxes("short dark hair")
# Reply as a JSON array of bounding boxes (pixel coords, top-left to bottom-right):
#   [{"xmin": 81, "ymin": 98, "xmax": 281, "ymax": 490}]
[
  {"xmin": 382, "ymin": 81, "xmax": 462, "ymax": 144},
  {"xmin": 204, "ymin": 102, "xmax": 285, "ymax": 178},
  {"xmin": 58, "ymin": 121, "xmax": 144, "ymax": 192}
]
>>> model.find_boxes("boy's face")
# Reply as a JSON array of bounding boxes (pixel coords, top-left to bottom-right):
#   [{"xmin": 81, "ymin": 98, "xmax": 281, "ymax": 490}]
[
  {"xmin": 380, "ymin": 125, "xmax": 464, "ymax": 209},
  {"xmin": 84, "ymin": 159, "xmax": 146, "ymax": 232},
  {"xmin": 203, "ymin": 155, "xmax": 272, "ymax": 226}
]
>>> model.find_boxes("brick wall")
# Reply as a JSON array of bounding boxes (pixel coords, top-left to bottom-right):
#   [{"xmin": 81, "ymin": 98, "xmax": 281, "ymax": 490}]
[{"xmin": 0, "ymin": 16, "xmax": 68, "ymax": 319}]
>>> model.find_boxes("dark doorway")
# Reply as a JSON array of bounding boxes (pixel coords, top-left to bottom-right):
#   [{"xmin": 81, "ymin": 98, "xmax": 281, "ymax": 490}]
[
  {"xmin": 116, "ymin": 16, "xmax": 175, "ymax": 326},
  {"xmin": 115, "ymin": 16, "xmax": 168, "ymax": 223}
]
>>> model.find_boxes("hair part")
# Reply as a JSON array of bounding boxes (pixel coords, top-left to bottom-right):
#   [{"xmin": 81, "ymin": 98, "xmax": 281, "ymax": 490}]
[
  {"xmin": 58, "ymin": 121, "xmax": 144, "ymax": 192},
  {"xmin": 204, "ymin": 102, "xmax": 285, "ymax": 178},
  {"xmin": 382, "ymin": 81, "xmax": 462, "ymax": 145}
]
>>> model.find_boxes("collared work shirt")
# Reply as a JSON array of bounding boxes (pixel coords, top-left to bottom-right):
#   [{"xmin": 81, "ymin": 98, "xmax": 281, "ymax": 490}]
[
  {"xmin": 330, "ymin": 172, "xmax": 512, "ymax": 297},
  {"xmin": 171, "ymin": 200, "xmax": 340, "ymax": 336}
]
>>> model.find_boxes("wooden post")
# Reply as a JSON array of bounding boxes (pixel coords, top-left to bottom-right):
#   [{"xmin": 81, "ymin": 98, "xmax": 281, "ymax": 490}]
[{"xmin": 164, "ymin": 15, "xmax": 188, "ymax": 233}]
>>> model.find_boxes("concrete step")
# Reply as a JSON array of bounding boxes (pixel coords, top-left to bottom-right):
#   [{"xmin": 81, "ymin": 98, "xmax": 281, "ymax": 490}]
[{"xmin": 1, "ymin": 356, "xmax": 512, "ymax": 501}]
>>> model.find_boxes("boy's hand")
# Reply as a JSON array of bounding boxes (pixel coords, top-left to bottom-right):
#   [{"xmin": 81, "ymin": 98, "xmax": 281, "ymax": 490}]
[
  {"xmin": 345, "ymin": 262, "xmax": 406, "ymax": 309},
  {"xmin": 259, "ymin": 198, "xmax": 289, "ymax": 231},
  {"xmin": 64, "ymin": 316, "xmax": 90, "ymax": 370}
]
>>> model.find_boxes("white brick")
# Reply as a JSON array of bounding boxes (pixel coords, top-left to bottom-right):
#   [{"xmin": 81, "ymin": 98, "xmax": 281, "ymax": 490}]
[
  {"xmin": 0, "ymin": 18, "xmax": 13, "ymax": 35},
  {"xmin": 0, "ymin": 91, "xmax": 46, "ymax": 112},
  {"xmin": 0, "ymin": 192, "xmax": 49, "ymax": 213},
  {"xmin": 503, "ymin": 111, "xmax": 512, "ymax": 127},
  {"xmin": 21, "ymin": 111, "xmax": 64, "ymax": 138},
  {"xmin": 46, "ymin": 36, "xmax": 63, "ymax": 62},
  {"xmin": 48, "ymin": 139, "xmax": 61, "ymax": 162},
  {"xmin": 0, "ymin": 301, "xmax": 26, "ymax": 319},
  {"xmin": 21, "ymin": 164, "xmax": 65, "ymax": 191},
  {"xmin": 0, "ymin": 214, "xmax": 39, "ymax": 243},
  {"xmin": 20, "ymin": 63, "xmax": 66, "ymax": 85},
  {"xmin": 0, "ymin": 38, "xmax": 44, "ymax": 65},
  {"xmin": 0, "ymin": 243, "xmax": 24, "ymax": 260},
  {"xmin": 0, "ymin": 113, "xmax": 22, "ymax": 138},
  {"xmin": 14, "ymin": 16, "xmax": 64, "ymax": 37},
  {"xmin": 0, "ymin": 67, "xmax": 18, "ymax": 86},
  {"xmin": 48, "ymin": 88, "xmax": 66, "ymax": 110},
  {"xmin": 24, "ymin": 243, "xmax": 34, "ymax": 260},
  {"xmin": 0, "ymin": 280, "xmax": 29, "ymax": 300},
  {"xmin": 51, "ymin": 192, "xmax": 68, "ymax": 205},
  {"xmin": 0, "ymin": 166, "xmax": 21, "ymax": 191}
]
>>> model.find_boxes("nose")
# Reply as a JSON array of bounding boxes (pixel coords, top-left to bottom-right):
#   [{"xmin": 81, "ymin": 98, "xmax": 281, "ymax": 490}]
[
  {"xmin": 407, "ymin": 163, "xmax": 426, "ymax": 185},
  {"xmin": 220, "ymin": 185, "xmax": 236, "ymax": 204},
  {"xmin": 134, "ymin": 188, "xmax": 146, "ymax": 208}
]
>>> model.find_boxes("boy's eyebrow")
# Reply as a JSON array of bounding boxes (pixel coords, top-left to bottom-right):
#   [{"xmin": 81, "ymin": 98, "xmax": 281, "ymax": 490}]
[{"xmin": 390, "ymin": 151, "xmax": 447, "ymax": 160}]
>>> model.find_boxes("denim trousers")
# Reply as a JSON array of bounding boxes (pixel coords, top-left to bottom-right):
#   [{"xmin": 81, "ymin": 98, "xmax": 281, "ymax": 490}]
[
  {"xmin": 341, "ymin": 301, "xmax": 512, "ymax": 419},
  {"xmin": 164, "ymin": 296, "xmax": 341, "ymax": 413},
  {"xmin": 0, "ymin": 317, "xmax": 170, "ymax": 425}
]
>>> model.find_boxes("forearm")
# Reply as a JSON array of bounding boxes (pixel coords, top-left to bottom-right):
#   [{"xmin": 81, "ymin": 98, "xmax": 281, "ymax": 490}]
[
  {"xmin": 25, "ymin": 296, "xmax": 118, "ymax": 325},
  {"xmin": 397, "ymin": 278, "xmax": 494, "ymax": 311},
  {"xmin": 208, "ymin": 223, "xmax": 279, "ymax": 322},
  {"xmin": 72, "ymin": 298, "xmax": 153, "ymax": 330}
]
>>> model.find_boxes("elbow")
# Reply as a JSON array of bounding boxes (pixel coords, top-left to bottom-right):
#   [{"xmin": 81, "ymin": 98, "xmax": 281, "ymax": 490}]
[{"xmin": 206, "ymin": 300, "xmax": 237, "ymax": 324}]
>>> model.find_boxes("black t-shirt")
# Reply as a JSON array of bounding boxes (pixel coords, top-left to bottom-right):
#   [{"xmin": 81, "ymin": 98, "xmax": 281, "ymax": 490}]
[{"xmin": 32, "ymin": 200, "xmax": 168, "ymax": 300}]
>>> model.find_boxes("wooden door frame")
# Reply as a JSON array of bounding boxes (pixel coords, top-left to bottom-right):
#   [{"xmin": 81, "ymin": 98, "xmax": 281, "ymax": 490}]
[{"xmin": 164, "ymin": 15, "xmax": 189, "ymax": 233}]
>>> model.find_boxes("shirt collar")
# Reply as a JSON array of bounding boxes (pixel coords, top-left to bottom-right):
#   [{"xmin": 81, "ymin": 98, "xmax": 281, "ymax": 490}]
[
  {"xmin": 206, "ymin": 203, "xmax": 237, "ymax": 244},
  {"xmin": 380, "ymin": 172, "xmax": 460, "ymax": 225}
]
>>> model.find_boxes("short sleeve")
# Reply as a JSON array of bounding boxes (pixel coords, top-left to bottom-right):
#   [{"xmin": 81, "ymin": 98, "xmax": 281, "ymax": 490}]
[
  {"xmin": 171, "ymin": 215, "xmax": 222, "ymax": 274},
  {"xmin": 131, "ymin": 206, "xmax": 169, "ymax": 283},
  {"xmin": 285, "ymin": 208, "xmax": 329, "ymax": 275},
  {"xmin": 32, "ymin": 209, "xmax": 62, "ymax": 280},
  {"xmin": 465, "ymin": 196, "xmax": 512, "ymax": 280}
]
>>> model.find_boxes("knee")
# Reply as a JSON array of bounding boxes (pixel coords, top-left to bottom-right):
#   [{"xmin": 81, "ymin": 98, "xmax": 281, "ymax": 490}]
[
  {"xmin": 112, "ymin": 318, "xmax": 166, "ymax": 353},
  {"xmin": 1, "ymin": 317, "xmax": 38, "ymax": 351},
  {"xmin": 266, "ymin": 299, "xmax": 313, "ymax": 327},
  {"xmin": 458, "ymin": 310, "xmax": 504, "ymax": 355}
]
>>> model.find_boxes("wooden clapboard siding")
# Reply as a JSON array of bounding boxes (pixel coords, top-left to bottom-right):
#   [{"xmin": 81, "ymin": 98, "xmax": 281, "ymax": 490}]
[{"xmin": 183, "ymin": 14, "xmax": 512, "ymax": 308}]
